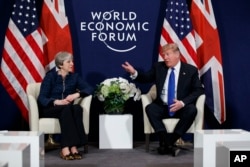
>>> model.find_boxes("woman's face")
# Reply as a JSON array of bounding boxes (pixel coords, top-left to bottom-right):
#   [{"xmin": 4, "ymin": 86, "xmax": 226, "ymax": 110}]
[{"xmin": 61, "ymin": 58, "xmax": 74, "ymax": 73}]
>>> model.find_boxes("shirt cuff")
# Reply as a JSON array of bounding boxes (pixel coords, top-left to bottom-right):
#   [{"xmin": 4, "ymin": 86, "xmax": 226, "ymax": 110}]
[
  {"xmin": 130, "ymin": 70, "xmax": 138, "ymax": 80},
  {"xmin": 180, "ymin": 100, "xmax": 185, "ymax": 107}
]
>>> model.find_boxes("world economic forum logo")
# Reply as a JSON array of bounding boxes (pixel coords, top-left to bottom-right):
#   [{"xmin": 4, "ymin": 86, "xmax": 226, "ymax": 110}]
[{"xmin": 80, "ymin": 10, "xmax": 149, "ymax": 52}]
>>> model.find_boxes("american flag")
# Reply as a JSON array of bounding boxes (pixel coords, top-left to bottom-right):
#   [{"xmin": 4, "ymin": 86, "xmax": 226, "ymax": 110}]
[
  {"xmin": 190, "ymin": 0, "xmax": 226, "ymax": 123},
  {"xmin": 159, "ymin": 0, "xmax": 197, "ymax": 67},
  {"xmin": 0, "ymin": 0, "xmax": 45, "ymax": 122},
  {"xmin": 40, "ymin": 0, "xmax": 73, "ymax": 71}
]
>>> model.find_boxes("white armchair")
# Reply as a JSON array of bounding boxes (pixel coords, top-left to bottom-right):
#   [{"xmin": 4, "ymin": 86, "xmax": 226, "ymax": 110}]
[
  {"xmin": 141, "ymin": 84, "xmax": 205, "ymax": 151},
  {"xmin": 26, "ymin": 82, "xmax": 92, "ymax": 152}
]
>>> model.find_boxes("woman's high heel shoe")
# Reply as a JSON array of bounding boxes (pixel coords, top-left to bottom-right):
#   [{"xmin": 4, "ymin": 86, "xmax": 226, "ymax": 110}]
[
  {"xmin": 60, "ymin": 151, "xmax": 74, "ymax": 160},
  {"xmin": 72, "ymin": 152, "xmax": 82, "ymax": 160}
]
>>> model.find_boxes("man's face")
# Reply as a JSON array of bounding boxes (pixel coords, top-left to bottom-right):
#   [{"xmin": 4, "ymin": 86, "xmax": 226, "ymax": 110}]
[{"xmin": 163, "ymin": 49, "xmax": 180, "ymax": 68}]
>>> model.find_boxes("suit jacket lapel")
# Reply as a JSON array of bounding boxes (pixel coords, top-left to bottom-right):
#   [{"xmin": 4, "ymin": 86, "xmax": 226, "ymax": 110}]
[
  {"xmin": 177, "ymin": 63, "xmax": 186, "ymax": 96},
  {"xmin": 159, "ymin": 64, "xmax": 168, "ymax": 94}
]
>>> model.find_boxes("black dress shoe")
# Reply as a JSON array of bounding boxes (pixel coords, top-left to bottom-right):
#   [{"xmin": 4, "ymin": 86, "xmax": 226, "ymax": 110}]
[
  {"xmin": 169, "ymin": 145, "xmax": 180, "ymax": 157},
  {"xmin": 157, "ymin": 145, "xmax": 180, "ymax": 156},
  {"xmin": 157, "ymin": 146, "xmax": 168, "ymax": 155}
]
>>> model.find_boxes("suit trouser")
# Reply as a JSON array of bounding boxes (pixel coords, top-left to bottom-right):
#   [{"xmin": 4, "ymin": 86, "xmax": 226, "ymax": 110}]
[
  {"xmin": 145, "ymin": 102, "xmax": 197, "ymax": 138},
  {"xmin": 40, "ymin": 104, "xmax": 87, "ymax": 148}
]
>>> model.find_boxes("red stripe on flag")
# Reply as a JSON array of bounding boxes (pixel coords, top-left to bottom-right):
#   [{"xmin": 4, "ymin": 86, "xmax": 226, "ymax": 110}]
[
  {"xmin": 27, "ymin": 29, "xmax": 45, "ymax": 66},
  {"xmin": 25, "ymin": 34, "xmax": 44, "ymax": 80},
  {"xmin": 159, "ymin": 27, "xmax": 174, "ymax": 59},
  {"xmin": 55, "ymin": 0, "xmax": 59, "ymax": 12},
  {"xmin": 6, "ymin": 29, "xmax": 43, "ymax": 82},
  {"xmin": 1, "ymin": 49, "xmax": 28, "ymax": 89},
  {"xmin": 181, "ymin": 36, "xmax": 198, "ymax": 65},
  {"xmin": 161, "ymin": 27, "xmax": 173, "ymax": 43},
  {"xmin": 218, "ymin": 72, "xmax": 225, "ymax": 123}
]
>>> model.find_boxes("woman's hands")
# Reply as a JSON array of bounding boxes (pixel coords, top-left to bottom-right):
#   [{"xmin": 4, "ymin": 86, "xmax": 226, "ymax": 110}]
[
  {"xmin": 54, "ymin": 93, "xmax": 80, "ymax": 105},
  {"xmin": 65, "ymin": 93, "xmax": 80, "ymax": 102},
  {"xmin": 54, "ymin": 99, "xmax": 70, "ymax": 105}
]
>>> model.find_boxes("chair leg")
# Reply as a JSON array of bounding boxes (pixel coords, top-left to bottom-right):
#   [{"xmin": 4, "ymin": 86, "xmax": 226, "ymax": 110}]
[
  {"xmin": 145, "ymin": 134, "xmax": 150, "ymax": 152},
  {"xmin": 84, "ymin": 145, "xmax": 88, "ymax": 153},
  {"xmin": 83, "ymin": 135, "xmax": 88, "ymax": 153}
]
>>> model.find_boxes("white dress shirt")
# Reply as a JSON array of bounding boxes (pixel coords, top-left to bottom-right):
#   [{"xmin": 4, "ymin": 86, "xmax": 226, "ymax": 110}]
[{"xmin": 161, "ymin": 61, "xmax": 181, "ymax": 104}]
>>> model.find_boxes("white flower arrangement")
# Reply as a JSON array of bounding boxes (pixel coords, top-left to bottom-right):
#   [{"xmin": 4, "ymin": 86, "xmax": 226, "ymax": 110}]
[{"xmin": 95, "ymin": 77, "xmax": 141, "ymax": 114}]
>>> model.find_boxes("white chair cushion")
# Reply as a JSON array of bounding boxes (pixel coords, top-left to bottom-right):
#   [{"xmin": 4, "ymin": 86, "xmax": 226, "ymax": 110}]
[
  {"xmin": 39, "ymin": 118, "xmax": 61, "ymax": 134},
  {"xmin": 162, "ymin": 118, "xmax": 195, "ymax": 133}
]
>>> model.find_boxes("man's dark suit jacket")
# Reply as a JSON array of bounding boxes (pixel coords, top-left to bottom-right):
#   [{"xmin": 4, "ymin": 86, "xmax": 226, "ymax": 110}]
[{"xmin": 135, "ymin": 61, "xmax": 204, "ymax": 105}]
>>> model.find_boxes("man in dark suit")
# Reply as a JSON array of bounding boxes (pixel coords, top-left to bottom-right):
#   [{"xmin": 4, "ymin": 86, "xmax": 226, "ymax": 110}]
[{"xmin": 122, "ymin": 43, "xmax": 204, "ymax": 156}]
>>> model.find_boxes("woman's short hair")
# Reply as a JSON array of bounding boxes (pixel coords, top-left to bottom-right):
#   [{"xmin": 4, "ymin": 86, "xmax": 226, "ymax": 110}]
[
  {"xmin": 160, "ymin": 43, "xmax": 180, "ymax": 55},
  {"xmin": 55, "ymin": 51, "xmax": 73, "ymax": 69}
]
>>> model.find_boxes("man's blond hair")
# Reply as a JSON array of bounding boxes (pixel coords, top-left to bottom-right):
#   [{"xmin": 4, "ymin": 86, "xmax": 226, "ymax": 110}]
[{"xmin": 160, "ymin": 43, "xmax": 179, "ymax": 55}]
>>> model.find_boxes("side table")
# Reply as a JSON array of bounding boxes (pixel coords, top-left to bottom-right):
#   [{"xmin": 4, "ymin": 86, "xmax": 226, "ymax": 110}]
[
  {"xmin": 194, "ymin": 129, "xmax": 250, "ymax": 167},
  {"xmin": 0, "ymin": 162, "xmax": 8, "ymax": 167},
  {"xmin": 99, "ymin": 114, "xmax": 133, "ymax": 149},
  {"xmin": 0, "ymin": 131, "xmax": 44, "ymax": 167},
  {"xmin": 216, "ymin": 141, "xmax": 250, "ymax": 167},
  {"xmin": 0, "ymin": 143, "xmax": 30, "ymax": 167}
]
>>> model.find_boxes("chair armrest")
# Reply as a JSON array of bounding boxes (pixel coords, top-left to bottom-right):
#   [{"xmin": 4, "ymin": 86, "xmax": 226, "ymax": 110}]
[
  {"xmin": 78, "ymin": 95, "xmax": 92, "ymax": 135},
  {"xmin": 27, "ymin": 95, "xmax": 39, "ymax": 131},
  {"xmin": 194, "ymin": 94, "xmax": 205, "ymax": 130}
]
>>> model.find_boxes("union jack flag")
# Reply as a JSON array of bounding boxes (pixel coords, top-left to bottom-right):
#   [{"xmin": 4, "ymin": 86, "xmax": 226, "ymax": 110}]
[
  {"xmin": 190, "ymin": 0, "xmax": 226, "ymax": 123},
  {"xmin": 40, "ymin": 0, "xmax": 73, "ymax": 71}
]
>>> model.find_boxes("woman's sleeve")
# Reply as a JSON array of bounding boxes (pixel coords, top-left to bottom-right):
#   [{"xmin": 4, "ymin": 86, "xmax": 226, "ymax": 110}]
[
  {"xmin": 76, "ymin": 74, "xmax": 94, "ymax": 97},
  {"xmin": 37, "ymin": 73, "xmax": 55, "ymax": 107}
]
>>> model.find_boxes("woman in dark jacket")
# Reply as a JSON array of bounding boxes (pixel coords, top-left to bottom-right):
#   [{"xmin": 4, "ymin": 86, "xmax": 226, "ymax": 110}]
[{"xmin": 38, "ymin": 51, "xmax": 93, "ymax": 160}]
